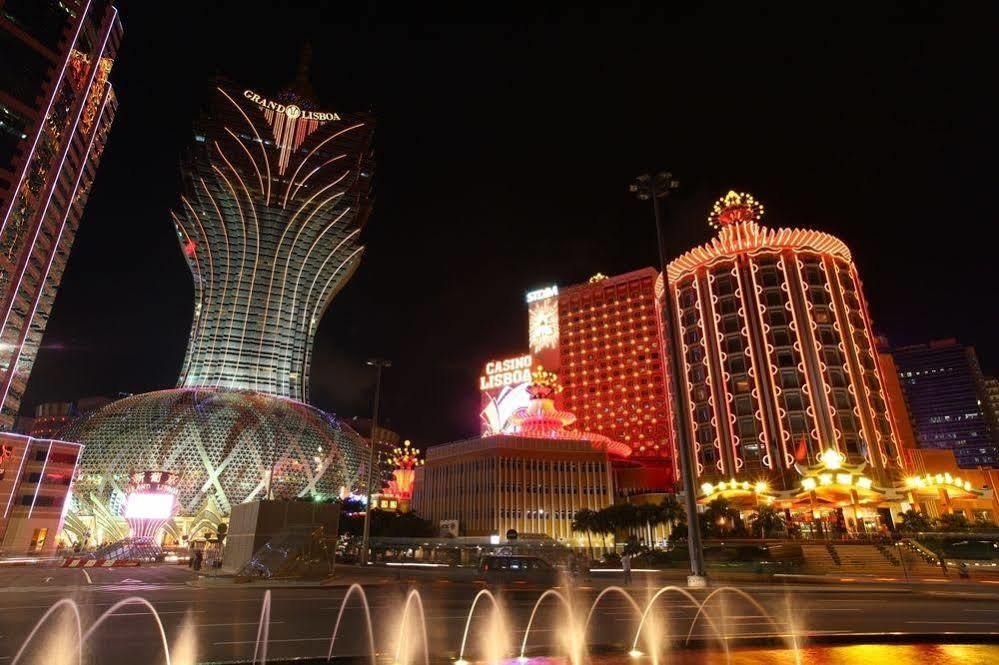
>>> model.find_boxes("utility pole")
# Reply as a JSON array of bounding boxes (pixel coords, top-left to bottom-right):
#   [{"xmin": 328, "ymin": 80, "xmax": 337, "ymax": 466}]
[
  {"xmin": 359, "ymin": 358, "xmax": 391, "ymax": 565},
  {"xmin": 629, "ymin": 172, "xmax": 707, "ymax": 585}
]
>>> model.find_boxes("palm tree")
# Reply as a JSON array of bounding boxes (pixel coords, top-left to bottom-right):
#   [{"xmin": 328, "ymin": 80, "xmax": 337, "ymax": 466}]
[
  {"xmin": 748, "ymin": 504, "xmax": 785, "ymax": 539},
  {"xmin": 636, "ymin": 503, "xmax": 661, "ymax": 549},
  {"xmin": 935, "ymin": 512, "xmax": 971, "ymax": 532},
  {"xmin": 572, "ymin": 508, "xmax": 598, "ymax": 558},
  {"xmin": 898, "ymin": 509, "xmax": 932, "ymax": 533},
  {"xmin": 702, "ymin": 497, "xmax": 739, "ymax": 537},
  {"xmin": 659, "ymin": 495, "xmax": 684, "ymax": 540}
]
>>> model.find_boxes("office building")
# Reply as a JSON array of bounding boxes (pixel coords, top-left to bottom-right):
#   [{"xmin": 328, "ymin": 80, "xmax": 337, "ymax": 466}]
[
  {"xmin": 0, "ymin": 1, "xmax": 122, "ymax": 430},
  {"xmin": 891, "ymin": 339, "xmax": 998, "ymax": 468}
]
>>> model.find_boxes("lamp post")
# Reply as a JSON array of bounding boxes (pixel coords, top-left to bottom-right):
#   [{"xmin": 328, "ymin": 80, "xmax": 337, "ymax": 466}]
[
  {"xmin": 629, "ymin": 172, "xmax": 707, "ymax": 584},
  {"xmin": 360, "ymin": 358, "xmax": 391, "ymax": 566}
]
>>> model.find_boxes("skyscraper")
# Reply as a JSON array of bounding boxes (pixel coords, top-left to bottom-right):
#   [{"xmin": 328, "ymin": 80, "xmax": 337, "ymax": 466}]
[
  {"xmin": 665, "ymin": 191, "xmax": 903, "ymax": 502},
  {"xmin": 891, "ymin": 339, "xmax": 998, "ymax": 468},
  {"xmin": 172, "ymin": 63, "xmax": 374, "ymax": 400},
  {"xmin": 0, "ymin": 1, "xmax": 122, "ymax": 430},
  {"xmin": 62, "ymin": 57, "xmax": 372, "ymax": 543}
]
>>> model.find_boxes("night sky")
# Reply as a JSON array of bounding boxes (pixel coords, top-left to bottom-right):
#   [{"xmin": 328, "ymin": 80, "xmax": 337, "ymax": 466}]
[{"xmin": 22, "ymin": 3, "xmax": 998, "ymax": 446}]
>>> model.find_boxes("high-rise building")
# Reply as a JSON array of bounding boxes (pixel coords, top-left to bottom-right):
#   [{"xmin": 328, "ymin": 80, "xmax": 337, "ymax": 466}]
[
  {"xmin": 891, "ymin": 339, "xmax": 998, "ymax": 468},
  {"xmin": 983, "ymin": 376, "xmax": 999, "ymax": 447},
  {"xmin": 521, "ymin": 271, "xmax": 676, "ymax": 493},
  {"xmin": 0, "ymin": 1, "xmax": 122, "ymax": 430},
  {"xmin": 664, "ymin": 192, "xmax": 904, "ymax": 533},
  {"xmin": 62, "ymin": 56, "xmax": 372, "ymax": 542},
  {"xmin": 556, "ymin": 270, "xmax": 675, "ymax": 462}
]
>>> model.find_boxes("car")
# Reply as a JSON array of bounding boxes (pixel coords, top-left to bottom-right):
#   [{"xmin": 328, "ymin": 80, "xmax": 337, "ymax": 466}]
[{"xmin": 477, "ymin": 555, "xmax": 559, "ymax": 586}]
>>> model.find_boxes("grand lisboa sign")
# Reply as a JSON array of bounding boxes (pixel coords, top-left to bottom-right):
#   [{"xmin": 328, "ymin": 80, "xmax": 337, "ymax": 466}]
[{"xmin": 242, "ymin": 89, "xmax": 340, "ymax": 122}]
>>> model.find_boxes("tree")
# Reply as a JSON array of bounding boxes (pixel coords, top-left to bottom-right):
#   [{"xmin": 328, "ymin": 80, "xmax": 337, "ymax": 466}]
[
  {"xmin": 572, "ymin": 508, "xmax": 599, "ymax": 558},
  {"xmin": 935, "ymin": 512, "xmax": 971, "ymax": 532},
  {"xmin": 636, "ymin": 503, "xmax": 661, "ymax": 549},
  {"xmin": 702, "ymin": 497, "xmax": 739, "ymax": 537},
  {"xmin": 748, "ymin": 504, "xmax": 785, "ymax": 539},
  {"xmin": 217, "ymin": 522, "xmax": 229, "ymax": 541},
  {"xmin": 659, "ymin": 496, "xmax": 684, "ymax": 541},
  {"xmin": 898, "ymin": 509, "xmax": 932, "ymax": 533}
]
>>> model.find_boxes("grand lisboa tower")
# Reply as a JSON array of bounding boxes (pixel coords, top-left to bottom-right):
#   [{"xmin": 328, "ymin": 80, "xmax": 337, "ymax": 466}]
[{"xmin": 63, "ymin": 55, "xmax": 373, "ymax": 542}]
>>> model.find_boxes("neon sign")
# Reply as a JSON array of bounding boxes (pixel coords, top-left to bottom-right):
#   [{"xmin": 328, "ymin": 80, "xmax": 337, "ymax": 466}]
[
  {"xmin": 242, "ymin": 90, "xmax": 340, "ymax": 122},
  {"xmin": 525, "ymin": 285, "xmax": 558, "ymax": 303},
  {"xmin": 480, "ymin": 354, "xmax": 533, "ymax": 391}
]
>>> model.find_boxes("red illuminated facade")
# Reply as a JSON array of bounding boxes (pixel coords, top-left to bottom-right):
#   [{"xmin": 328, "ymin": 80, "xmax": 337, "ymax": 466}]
[
  {"xmin": 559, "ymin": 270, "xmax": 673, "ymax": 457},
  {"xmin": 665, "ymin": 191, "xmax": 903, "ymax": 494}
]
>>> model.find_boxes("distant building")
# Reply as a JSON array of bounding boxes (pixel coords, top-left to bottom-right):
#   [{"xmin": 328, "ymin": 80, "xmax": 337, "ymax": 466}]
[
  {"xmin": 0, "ymin": 1, "xmax": 123, "ymax": 430},
  {"xmin": 348, "ymin": 416, "xmax": 400, "ymax": 485},
  {"xmin": 983, "ymin": 377, "xmax": 999, "ymax": 447},
  {"xmin": 877, "ymin": 350, "xmax": 919, "ymax": 451},
  {"xmin": 27, "ymin": 395, "xmax": 116, "ymax": 439},
  {"xmin": 891, "ymin": 339, "xmax": 998, "ymax": 468},
  {"xmin": 0, "ymin": 432, "xmax": 82, "ymax": 555}
]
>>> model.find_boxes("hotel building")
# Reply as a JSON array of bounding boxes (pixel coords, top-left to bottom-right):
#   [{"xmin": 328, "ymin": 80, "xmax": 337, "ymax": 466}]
[
  {"xmin": 61, "ymin": 56, "xmax": 372, "ymax": 542},
  {"xmin": 0, "ymin": 1, "xmax": 122, "ymax": 430},
  {"xmin": 664, "ymin": 192, "xmax": 906, "ymax": 533},
  {"xmin": 0, "ymin": 432, "xmax": 82, "ymax": 555}
]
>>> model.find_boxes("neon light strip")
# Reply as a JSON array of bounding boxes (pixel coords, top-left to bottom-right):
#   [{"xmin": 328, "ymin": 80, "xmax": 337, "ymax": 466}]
[
  {"xmin": 210, "ymin": 165, "xmax": 248, "ymax": 390},
  {"xmin": 223, "ymin": 127, "xmax": 265, "ymax": 197},
  {"xmin": 704, "ymin": 269, "xmax": 740, "ymax": 472},
  {"xmin": 829, "ymin": 258, "xmax": 893, "ymax": 467},
  {"xmin": 849, "ymin": 262, "xmax": 903, "ymax": 468},
  {"xmin": 791, "ymin": 255, "xmax": 842, "ymax": 451},
  {"xmin": 670, "ymin": 277, "xmax": 708, "ymax": 476},
  {"xmin": 816, "ymin": 255, "xmax": 874, "ymax": 464},
  {"xmin": 213, "ymin": 142, "xmax": 260, "ymax": 391},
  {"xmin": 279, "ymin": 207, "xmax": 352, "ymax": 394},
  {"xmin": 0, "ymin": 82, "xmax": 113, "ymax": 408},
  {"xmin": 692, "ymin": 274, "xmax": 724, "ymax": 474},
  {"xmin": 28, "ymin": 440, "xmax": 54, "ymax": 518},
  {"xmin": 3, "ymin": 434, "xmax": 33, "ymax": 518},
  {"xmin": 733, "ymin": 261, "xmax": 775, "ymax": 469},
  {"xmin": 200, "ymin": 177, "xmax": 231, "ymax": 389},
  {"xmin": 170, "ymin": 210, "xmax": 205, "ymax": 385},
  {"xmin": 216, "ymin": 87, "xmax": 271, "ymax": 205},
  {"xmin": 0, "ymin": 8, "xmax": 116, "ymax": 379},
  {"xmin": 302, "ymin": 246, "xmax": 364, "ymax": 397},
  {"xmin": 745, "ymin": 257, "xmax": 792, "ymax": 467},
  {"xmin": 776, "ymin": 254, "xmax": 823, "ymax": 458},
  {"xmin": 290, "ymin": 153, "xmax": 347, "ymax": 203},
  {"xmin": 180, "ymin": 196, "xmax": 216, "ymax": 382},
  {"xmin": 282, "ymin": 123, "xmax": 365, "ymax": 207},
  {"xmin": 254, "ymin": 175, "xmax": 348, "ymax": 394},
  {"xmin": 0, "ymin": 0, "xmax": 94, "ymax": 236},
  {"xmin": 668, "ymin": 222, "xmax": 852, "ymax": 283}
]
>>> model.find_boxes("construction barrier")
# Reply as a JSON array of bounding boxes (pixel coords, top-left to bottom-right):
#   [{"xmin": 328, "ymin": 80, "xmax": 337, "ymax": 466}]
[{"xmin": 61, "ymin": 557, "xmax": 140, "ymax": 568}]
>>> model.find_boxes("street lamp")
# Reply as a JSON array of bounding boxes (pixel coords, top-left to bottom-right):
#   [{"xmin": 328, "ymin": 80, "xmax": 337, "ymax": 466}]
[
  {"xmin": 629, "ymin": 171, "xmax": 707, "ymax": 584},
  {"xmin": 360, "ymin": 358, "xmax": 391, "ymax": 566}
]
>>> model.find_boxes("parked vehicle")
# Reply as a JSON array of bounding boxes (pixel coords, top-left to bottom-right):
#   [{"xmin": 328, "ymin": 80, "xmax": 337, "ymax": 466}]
[{"xmin": 477, "ymin": 555, "xmax": 558, "ymax": 586}]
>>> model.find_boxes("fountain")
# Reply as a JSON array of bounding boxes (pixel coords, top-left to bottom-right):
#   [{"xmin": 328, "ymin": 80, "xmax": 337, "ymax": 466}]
[{"xmin": 13, "ymin": 579, "xmax": 988, "ymax": 665}]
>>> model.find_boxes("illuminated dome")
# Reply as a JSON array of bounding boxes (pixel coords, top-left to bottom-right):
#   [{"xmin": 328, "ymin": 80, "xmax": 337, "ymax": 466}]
[{"xmin": 62, "ymin": 388, "xmax": 368, "ymax": 517}]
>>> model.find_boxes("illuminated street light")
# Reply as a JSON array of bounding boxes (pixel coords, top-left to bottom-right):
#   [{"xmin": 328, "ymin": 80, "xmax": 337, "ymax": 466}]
[
  {"xmin": 360, "ymin": 358, "xmax": 391, "ymax": 565},
  {"xmin": 629, "ymin": 171, "xmax": 706, "ymax": 584}
]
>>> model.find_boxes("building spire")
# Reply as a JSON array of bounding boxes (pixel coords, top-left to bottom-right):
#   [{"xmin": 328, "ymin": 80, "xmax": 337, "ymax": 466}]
[{"xmin": 282, "ymin": 41, "xmax": 317, "ymax": 106}]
